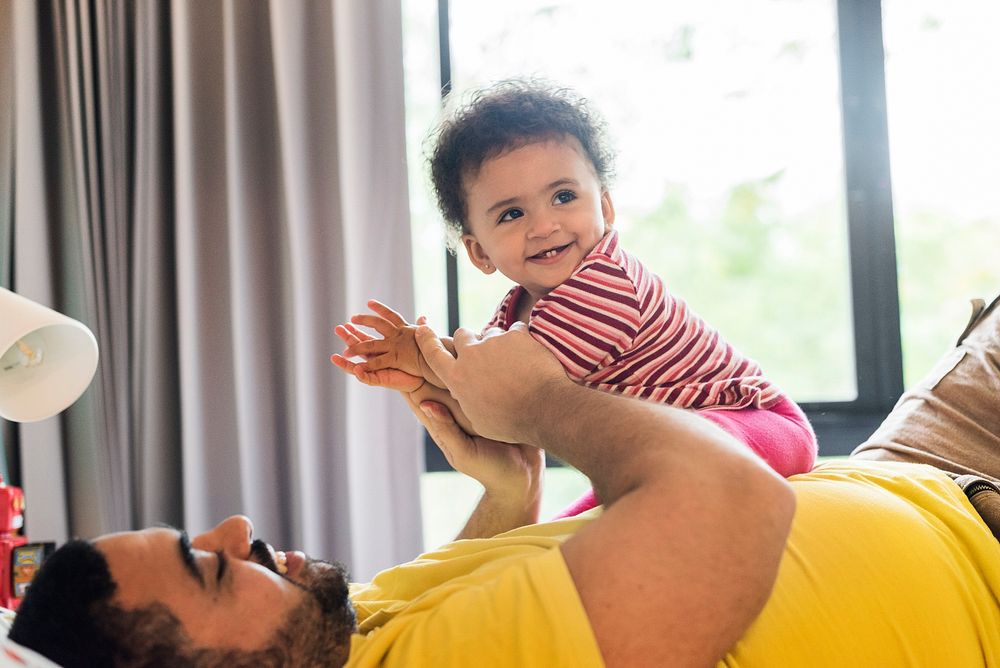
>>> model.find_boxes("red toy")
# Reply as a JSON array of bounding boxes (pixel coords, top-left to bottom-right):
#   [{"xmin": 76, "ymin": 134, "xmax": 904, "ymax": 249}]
[{"xmin": 0, "ymin": 476, "xmax": 52, "ymax": 610}]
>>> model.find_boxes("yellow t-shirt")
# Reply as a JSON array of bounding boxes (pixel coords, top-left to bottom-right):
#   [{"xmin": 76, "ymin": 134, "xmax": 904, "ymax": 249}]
[
  {"xmin": 347, "ymin": 461, "xmax": 1000, "ymax": 667},
  {"xmin": 346, "ymin": 514, "xmax": 603, "ymax": 667},
  {"xmin": 723, "ymin": 460, "xmax": 1000, "ymax": 666}
]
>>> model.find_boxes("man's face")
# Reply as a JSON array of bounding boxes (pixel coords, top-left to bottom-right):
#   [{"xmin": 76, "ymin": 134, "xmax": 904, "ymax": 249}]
[{"xmin": 93, "ymin": 515, "xmax": 355, "ymax": 660}]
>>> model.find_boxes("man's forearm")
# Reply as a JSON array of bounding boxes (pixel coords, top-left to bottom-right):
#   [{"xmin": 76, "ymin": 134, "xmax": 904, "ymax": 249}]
[
  {"xmin": 527, "ymin": 379, "xmax": 795, "ymax": 666},
  {"xmin": 519, "ymin": 381, "xmax": 688, "ymax": 507},
  {"xmin": 404, "ymin": 381, "xmax": 543, "ymax": 542},
  {"xmin": 455, "ymin": 486, "xmax": 541, "ymax": 540}
]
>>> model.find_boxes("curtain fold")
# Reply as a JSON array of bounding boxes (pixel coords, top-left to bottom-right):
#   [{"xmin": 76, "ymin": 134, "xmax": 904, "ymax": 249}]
[
  {"xmin": 1, "ymin": 0, "xmax": 422, "ymax": 581},
  {"xmin": 1, "ymin": 0, "xmax": 12, "ymax": 293},
  {"xmin": 132, "ymin": 0, "xmax": 183, "ymax": 530},
  {"xmin": 1, "ymin": 0, "xmax": 16, "ymax": 486},
  {"xmin": 330, "ymin": 0, "xmax": 425, "ymax": 579}
]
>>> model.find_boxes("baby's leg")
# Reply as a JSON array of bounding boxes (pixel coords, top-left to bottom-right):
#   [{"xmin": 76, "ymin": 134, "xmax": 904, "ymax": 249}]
[
  {"xmin": 552, "ymin": 489, "xmax": 600, "ymax": 520},
  {"xmin": 698, "ymin": 397, "xmax": 817, "ymax": 478}
]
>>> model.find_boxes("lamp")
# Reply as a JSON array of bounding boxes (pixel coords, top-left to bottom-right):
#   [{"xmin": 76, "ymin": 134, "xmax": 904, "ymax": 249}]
[
  {"xmin": 0, "ymin": 287, "xmax": 99, "ymax": 609},
  {"xmin": 0, "ymin": 287, "xmax": 99, "ymax": 423}
]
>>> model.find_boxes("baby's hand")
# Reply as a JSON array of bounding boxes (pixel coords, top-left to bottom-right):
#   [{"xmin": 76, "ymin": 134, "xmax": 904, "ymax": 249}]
[
  {"xmin": 331, "ymin": 321, "xmax": 425, "ymax": 392},
  {"xmin": 342, "ymin": 300, "xmax": 425, "ymax": 377}
]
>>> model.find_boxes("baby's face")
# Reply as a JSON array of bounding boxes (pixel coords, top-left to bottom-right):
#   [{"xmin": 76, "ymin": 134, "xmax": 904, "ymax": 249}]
[{"xmin": 461, "ymin": 137, "xmax": 614, "ymax": 302}]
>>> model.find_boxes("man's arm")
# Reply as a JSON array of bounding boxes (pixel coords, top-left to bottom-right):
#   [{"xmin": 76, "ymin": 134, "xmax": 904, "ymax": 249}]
[
  {"xmin": 405, "ymin": 395, "xmax": 543, "ymax": 540},
  {"xmin": 416, "ymin": 323, "xmax": 795, "ymax": 668},
  {"xmin": 408, "ymin": 383, "xmax": 479, "ymax": 441}
]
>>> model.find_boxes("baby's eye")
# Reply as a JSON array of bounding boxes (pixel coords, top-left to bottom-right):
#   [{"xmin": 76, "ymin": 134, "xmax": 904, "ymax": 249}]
[
  {"xmin": 498, "ymin": 208, "xmax": 524, "ymax": 223},
  {"xmin": 554, "ymin": 190, "xmax": 577, "ymax": 205}
]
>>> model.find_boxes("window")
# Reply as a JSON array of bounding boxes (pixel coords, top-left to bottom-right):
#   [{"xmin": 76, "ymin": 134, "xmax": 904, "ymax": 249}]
[
  {"xmin": 446, "ymin": 0, "xmax": 855, "ymax": 404},
  {"xmin": 883, "ymin": 0, "xmax": 1000, "ymax": 384},
  {"xmin": 403, "ymin": 0, "xmax": 1000, "ymax": 547}
]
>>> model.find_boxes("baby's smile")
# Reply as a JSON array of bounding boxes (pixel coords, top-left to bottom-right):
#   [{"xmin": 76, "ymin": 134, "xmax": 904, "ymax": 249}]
[{"xmin": 528, "ymin": 242, "xmax": 573, "ymax": 263}]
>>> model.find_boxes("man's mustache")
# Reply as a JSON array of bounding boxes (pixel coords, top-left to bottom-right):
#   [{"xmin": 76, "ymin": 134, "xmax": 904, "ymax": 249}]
[{"xmin": 249, "ymin": 538, "xmax": 279, "ymax": 573}]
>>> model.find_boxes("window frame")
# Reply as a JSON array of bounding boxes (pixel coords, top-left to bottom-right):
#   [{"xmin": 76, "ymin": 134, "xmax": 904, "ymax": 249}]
[{"xmin": 425, "ymin": 0, "xmax": 902, "ymax": 471}]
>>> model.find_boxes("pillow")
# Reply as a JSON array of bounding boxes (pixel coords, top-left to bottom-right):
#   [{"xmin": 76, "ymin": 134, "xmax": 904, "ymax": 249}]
[{"xmin": 852, "ymin": 293, "xmax": 1000, "ymax": 481}]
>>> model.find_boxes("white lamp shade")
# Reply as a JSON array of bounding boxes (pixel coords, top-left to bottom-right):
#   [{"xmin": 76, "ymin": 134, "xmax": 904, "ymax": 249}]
[{"xmin": 0, "ymin": 287, "xmax": 99, "ymax": 422}]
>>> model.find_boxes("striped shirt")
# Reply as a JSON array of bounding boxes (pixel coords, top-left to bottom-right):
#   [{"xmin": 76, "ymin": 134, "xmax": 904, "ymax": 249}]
[{"xmin": 484, "ymin": 230, "xmax": 783, "ymax": 410}]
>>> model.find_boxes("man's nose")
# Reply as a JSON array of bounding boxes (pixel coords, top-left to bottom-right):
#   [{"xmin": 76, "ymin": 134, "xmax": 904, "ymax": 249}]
[{"xmin": 191, "ymin": 514, "xmax": 254, "ymax": 558}]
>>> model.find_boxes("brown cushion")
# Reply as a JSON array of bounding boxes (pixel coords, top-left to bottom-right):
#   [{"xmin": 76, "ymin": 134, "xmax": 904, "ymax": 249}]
[{"xmin": 851, "ymin": 293, "xmax": 1000, "ymax": 482}]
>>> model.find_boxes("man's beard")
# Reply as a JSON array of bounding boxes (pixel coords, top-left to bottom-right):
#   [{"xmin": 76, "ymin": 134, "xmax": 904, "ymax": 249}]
[
  {"xmin": 297, "ymin": 557, "xmax": 356, "ymax": 633},
  {"xmin": 251, "ymin": 540, "xmax": 357, "ymax": 666}
]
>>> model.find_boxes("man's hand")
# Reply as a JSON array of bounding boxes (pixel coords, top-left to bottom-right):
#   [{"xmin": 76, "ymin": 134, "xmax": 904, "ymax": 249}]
[
  {"xmin": 414, "ymin": 322, "xmax": 568, "ymax": 445},
  {"xmin": 406, "ymin": 394, "xmax": 543, "ymax": 528}
]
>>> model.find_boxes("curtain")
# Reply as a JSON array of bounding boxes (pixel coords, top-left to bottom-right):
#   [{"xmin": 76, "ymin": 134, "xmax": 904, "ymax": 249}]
[
  {"xmin": 0, "ymin": 0, "xmax": 14, "ymax": 486},
  {"xmin": 1, "ymin": 0, "xmax": 423, "ymax": 581}
]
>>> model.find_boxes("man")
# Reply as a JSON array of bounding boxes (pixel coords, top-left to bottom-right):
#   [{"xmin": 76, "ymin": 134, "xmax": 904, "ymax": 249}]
[{"xmin": 10, "ymin": 304, "xmax": 1000, "ymax": 666}]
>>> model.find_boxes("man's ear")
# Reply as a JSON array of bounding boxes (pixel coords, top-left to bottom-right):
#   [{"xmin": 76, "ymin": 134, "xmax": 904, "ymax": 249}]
[
  {"xmin": 601, "ymin": 191, "xmax": 616, "ymax": 232},
  {"xmin": 462, "ymin": 235, "xmax": 496, "ymax": 274}
]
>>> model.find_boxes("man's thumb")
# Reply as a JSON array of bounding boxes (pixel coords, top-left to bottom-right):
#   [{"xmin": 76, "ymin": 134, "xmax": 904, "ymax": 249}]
[{"xmin": 415, "ymin": 325, "xmax": 453, "ymax": 381}]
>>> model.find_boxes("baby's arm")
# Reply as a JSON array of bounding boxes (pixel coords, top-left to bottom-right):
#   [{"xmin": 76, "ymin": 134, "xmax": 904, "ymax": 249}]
[{"xmin": 341, "ymin": 300, "xmax": 451, "ymax": 389}]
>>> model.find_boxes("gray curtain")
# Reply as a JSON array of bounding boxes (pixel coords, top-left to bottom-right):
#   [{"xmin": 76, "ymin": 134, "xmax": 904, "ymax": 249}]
[
  {"xmin": 0, "ymin": 0, "xmax": 12, "ymax": 484},
  {"xmin": 1, "ymin": 0, "xmax": 423, "ymax": 580}
]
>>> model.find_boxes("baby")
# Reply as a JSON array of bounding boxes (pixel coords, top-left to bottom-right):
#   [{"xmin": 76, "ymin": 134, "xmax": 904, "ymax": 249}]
[{"xmin": 333, "ymin": 80, "xmax": 816, "ymax": 516}]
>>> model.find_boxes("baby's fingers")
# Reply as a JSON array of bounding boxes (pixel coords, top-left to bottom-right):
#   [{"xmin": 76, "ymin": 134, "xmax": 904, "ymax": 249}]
[
  {"xmin": 353, "ymin": 366, "xmax": 425, "ymax": 392},
  {"xmin": 367, "ymin": 300, "xmax": 408, "ymax": 327},
  {"xmin": 334, "ymin": 323, "xmax": 375, "ymax": 347},
  {"xmin": 344, "ymin": 339, "xmax": 391, "ymax": 358},
  {"xmin": 342, "ymin": 322, "xmax": 372, "ymax": 340},
  {"xmin": 330, "ymin": 353, "xmax": 360, "ymax": 374},
  {"xmin": 362, "ymin": 352, "xmax": 399, "ymax": 372},
  {"xmin": 350, "ymin": 313, "xmax": 397, "ymax": 338}
]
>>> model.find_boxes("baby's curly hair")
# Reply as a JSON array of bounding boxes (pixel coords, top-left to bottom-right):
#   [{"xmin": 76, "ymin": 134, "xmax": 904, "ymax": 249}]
[{"xmin": 428, "ymin": 79, "xmax": 616, "ymax": 249}]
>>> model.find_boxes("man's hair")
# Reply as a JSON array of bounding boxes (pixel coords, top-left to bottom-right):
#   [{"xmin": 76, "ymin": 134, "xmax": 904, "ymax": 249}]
[
  {"xmin": 9, "ymin": 541, "xmax": 330, "ymax": 667},
  {"xmin": 9, "ymin": 540, "xmax": 120, "ymax": 666},
  {"xmin": 428, "ymin": 78, "xmax": 616, "ymax": 248}
]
